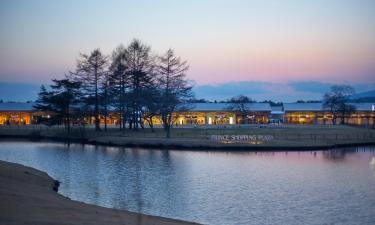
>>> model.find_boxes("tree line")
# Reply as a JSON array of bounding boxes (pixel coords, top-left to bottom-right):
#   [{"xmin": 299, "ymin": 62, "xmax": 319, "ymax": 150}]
[
  {"xmin": 34, "ymin": 39, "xmax": 359, "ymax": 133},
  {"xmin": 34, "ymin": 39, "xmax": 193, "ymax": 138}
]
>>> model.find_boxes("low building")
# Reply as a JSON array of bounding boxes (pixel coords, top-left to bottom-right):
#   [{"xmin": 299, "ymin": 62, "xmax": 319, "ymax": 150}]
[
  {"xmin": 150, "ymin": 103, "xmax": 272, "ymax": 125},
  {"xmin": 345, "ymin": 103, "xmax": 375, "ymax": 125},
  {"xmin": 1, "ymin": 102, "xmax": 374, "ymax": 126},
  {"xmin": 269, "ymin": 105, "xmax": 284, "ymax": 123},
  {"xmin": 284, "ymin": 103, "xmax": 325, "ymax": 124},
  {"xmin": 0, "ymin": 102, "xmax": 38, "ymax": 125},
  {"xmin": 284, "ymin": 102, "xmax": 375, "ymax": 125}
]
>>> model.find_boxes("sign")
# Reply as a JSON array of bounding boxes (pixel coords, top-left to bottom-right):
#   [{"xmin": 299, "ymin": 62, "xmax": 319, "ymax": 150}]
[{"xmin": 210, "ymin": 135, "xmax": 274, "ymax": 143}]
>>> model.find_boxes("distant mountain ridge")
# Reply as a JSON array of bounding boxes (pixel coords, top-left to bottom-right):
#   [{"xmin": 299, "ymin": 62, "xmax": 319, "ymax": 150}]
[
  {"xmin": 351, "ymin": 89, "xmax": 375, "ymax": 102},
  {"xmin": 0, "ymin": 82, "xmax": 40, "ymax": 102}
]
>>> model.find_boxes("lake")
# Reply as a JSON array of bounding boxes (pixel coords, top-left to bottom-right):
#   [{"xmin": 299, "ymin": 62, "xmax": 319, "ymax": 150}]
[{"xmin": 0, "ymin": 140, "xmax": 374, "ymax": 225}]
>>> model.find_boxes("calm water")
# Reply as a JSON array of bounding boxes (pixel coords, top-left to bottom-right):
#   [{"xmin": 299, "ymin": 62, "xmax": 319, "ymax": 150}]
[{"xmin": 0, "ymin": 141, "xmax": 374, "ymax": 225}]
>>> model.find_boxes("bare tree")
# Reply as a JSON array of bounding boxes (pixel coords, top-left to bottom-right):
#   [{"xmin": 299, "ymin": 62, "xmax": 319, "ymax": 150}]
[
  {"xmin": 109, "ymin": 45, "xmax": 129, "ymax": 130},
  {"xmin": 157, "ymin": 49, "xmax": 193, "ymax": 138},
  {"xmin": 125, "ymin": 39, "xmax": 155, "ymax": 130},
  {"xmin": 338, "ymin": 103, "xmax": 356, "ymax": 124},
  {"xmin": 226, "ymin": 95, "xmax": 254, "ymax": 124},
  {"xmin": 141, "ymin": 89, "xmax": 161, "ymax": 132},
  {"xmin": 100, "ymin": 72, "xmax": 111, "ymax": 131},
  {"xmin": 73, "ymin": 49, "xmax": 108, "ymax": 131},
  {"xmin": 323, "ymin": 85, "xmax": 355, "ymax": 125}
]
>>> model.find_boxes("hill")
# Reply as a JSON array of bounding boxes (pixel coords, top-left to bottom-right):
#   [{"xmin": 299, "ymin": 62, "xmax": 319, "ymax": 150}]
[{"xmin": 351, "ymin": 89, "xmax": 375, "ymax": 102}]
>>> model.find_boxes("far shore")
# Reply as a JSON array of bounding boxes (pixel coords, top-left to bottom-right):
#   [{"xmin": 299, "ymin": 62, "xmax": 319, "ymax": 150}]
[
  {"xmin": 0, "ymin": 124, "xmax": 374, "ymax": 150},
  {"xmin": 0, "ymin": 160, "xmax": 200, "ymax": 225}
]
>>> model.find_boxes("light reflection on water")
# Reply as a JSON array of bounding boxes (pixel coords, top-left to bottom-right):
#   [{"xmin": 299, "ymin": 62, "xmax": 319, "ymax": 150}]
[{"xmin": 0, "ymin": 141, "xmax": 374, "ymax": 225}]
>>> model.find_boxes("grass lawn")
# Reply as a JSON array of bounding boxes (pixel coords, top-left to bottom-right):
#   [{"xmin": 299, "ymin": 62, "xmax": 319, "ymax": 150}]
[{"xmin": 1, "ymin": 124, "xmax": 374, "ymax": 148}]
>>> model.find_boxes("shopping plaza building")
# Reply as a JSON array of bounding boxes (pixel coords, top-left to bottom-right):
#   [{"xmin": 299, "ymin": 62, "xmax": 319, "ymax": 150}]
[
  {"xmin": 168, "ymin": 103, "xmax": 271, "ymax": 125},
  {"xmin": 0, "ymin": 103, "xmax": 40, "ymax": 125},
  {"xmin": 0, "ymin": 102, "xmax": 374, "ymax": 126},
  {"xmin": 283, "ymin": 103, "xmax": 375, "ymax": 125}
]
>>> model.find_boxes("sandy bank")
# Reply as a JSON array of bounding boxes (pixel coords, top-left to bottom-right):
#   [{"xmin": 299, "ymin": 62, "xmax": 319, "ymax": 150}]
[{"xmin": 0, "ymin": 160, "xmax": 200, "ymax": 225}]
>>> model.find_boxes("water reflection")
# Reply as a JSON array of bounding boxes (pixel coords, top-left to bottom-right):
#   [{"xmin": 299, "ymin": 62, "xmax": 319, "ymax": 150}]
[
  {"xmin": 322, "ymin": 149, "xmax": 352, "ymax": 161},
  {"xmin": 0, "ymin": 141, "xmax": 374, "ymax": 225}
]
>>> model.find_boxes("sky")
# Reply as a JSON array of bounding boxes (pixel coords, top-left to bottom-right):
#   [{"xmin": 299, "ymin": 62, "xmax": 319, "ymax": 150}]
[{"xmin": 0, "ymin": 0, "xmax": 374, "ymax": 102}]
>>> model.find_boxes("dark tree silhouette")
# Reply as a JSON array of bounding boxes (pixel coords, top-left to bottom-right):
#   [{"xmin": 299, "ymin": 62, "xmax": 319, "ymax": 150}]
[
  {"xmin": 34, "ymin": 85, "xmax": 52, "ymax": 112},
  {"xmin": 34, "ymin": 79, "xmax": 81, "ymax": 131},
  {"xmin": 338, "ymin": 103, "xmax": 356, "ymax": 124},
  {"xmin": 100, "ymin": 73, "xmax": 110, "ymax": 131},
  {"xmin": 323, "ymin": 85, "xmax": 356, "ymax": 125},
  {"xmin": 157, "ymin": 49, "xmax": 193, "ymax": 138},
  {"xmin": 141, "ymin": 88, "xmax": 161, "ymax": 132},
  {"xmin": 226, "ymin": 95, "xmax": 254, "ymax": 124},
  {"xmin": 125, "ymin": 39, "xmax": 155, "ymax": 130},
  {"xmin": 73, "ymin": 49, "xmax": 108, "ymax": 131},
  {"xmin": 35, "ymin": 40, "xmax": 196, "ymax": 134},
  {"xmin": 109, "ymin": 45, "xmax": 130, "ymax": 130}
]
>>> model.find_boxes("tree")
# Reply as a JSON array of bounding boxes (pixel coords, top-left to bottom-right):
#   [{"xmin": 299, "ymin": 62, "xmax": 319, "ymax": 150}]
[
  {"xmin": 338, "ymin": 103, "xmax": 356, "ymax": 124},
  {"xmin": 323, "ymin": 85, "xmax": 355, "ymax": 125},
  {"xmin": 125, "ymin": 39, "xmax": 155, "ymax": 130},
  {"xmin": 157, "ymin": 49, "xmax": 193, "ymax": 138},
  {"xmin": 34, "ymin": 79, "xmax": 81, "ymax": 131},
  {"xmin": 34, "ymin": 85, "xmax": 56, "ymax": 126},
  {"xmin": 100, "ymin": 73, "xmax": 111, "ymax": 131},
  {"xmin": 73, "ymin": 49, "xmax": 108, "ymax": 131},
  {"xmin": 226, "ymin": 95, "xmax": 254, "ymax": 124},
  {"xmin": 187, "ymin": 98, "xmax": 209, "ymax": 103},
  {"xmin": 34, "ymin": 85, "xmax": 52, "ymax": 111},
  {"xmin": 141, "ymin": 89, "xmax": 161, "ymax": 132},
  {"xmin": 109, "ymin": 45, "xmax": 130, "ymax": 131}
]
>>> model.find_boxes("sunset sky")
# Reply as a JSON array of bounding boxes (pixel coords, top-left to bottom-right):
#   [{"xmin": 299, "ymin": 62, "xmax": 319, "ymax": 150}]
[{"xmin": 0, "ymin": 0, "xmax": 374, "ymax": 101}]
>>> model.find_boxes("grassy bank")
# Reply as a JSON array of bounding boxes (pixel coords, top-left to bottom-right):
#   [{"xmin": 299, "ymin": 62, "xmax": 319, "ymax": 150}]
[
  {"xmin": 0, "ymin": 160, "xmax": 200, "ymax": 225},
  {"xmin": 0, "ymin": 124, "xmax": 375, "ymax": 150}
]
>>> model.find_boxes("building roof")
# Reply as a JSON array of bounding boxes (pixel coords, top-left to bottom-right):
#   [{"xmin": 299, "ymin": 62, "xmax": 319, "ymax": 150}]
[
  {"xmin": 0, "ymin": 102, "xmax": 35, "ymax": 112},
  {"xmin": 0, "ymin": 102, "xmax": 372, "ymax": 113},
  {"xmin": 284, "ymin": 102, "xmax": 375, "ymax": 112},
  {"xmin": 190, "ymin": 103, "xmax": 271, "ymax": 112},
  {"xmin": 271, "ymin": 106, "xmax": 284, "ymax": 114},
  {"xmin": 283, "ymin": 103, "xmax": 324, "ymax": 112}
]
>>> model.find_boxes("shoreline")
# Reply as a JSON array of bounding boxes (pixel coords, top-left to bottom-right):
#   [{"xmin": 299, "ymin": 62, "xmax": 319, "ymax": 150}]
[
  {"xmin": 1, "ymin": 133, "xmax": 375, "ymax": 151},
  {"xmin": 0, "ymin": 160, "xmax": 200, "ymax": 225}
]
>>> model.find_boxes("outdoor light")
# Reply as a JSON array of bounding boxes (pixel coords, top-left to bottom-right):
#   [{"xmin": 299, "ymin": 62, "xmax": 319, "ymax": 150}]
[
  {"xmin": 208, "ymin": 117, "xmax": 212, "ymax": 125},
  {"xmin": 229, "ymin": 117, "xmax": 233, "ymax": 125}
]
